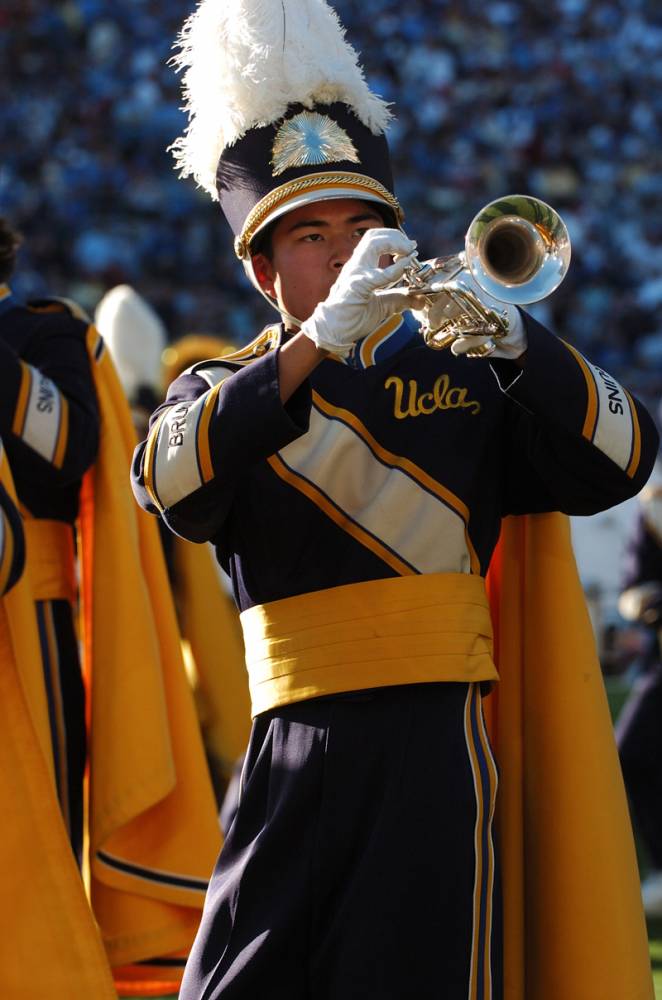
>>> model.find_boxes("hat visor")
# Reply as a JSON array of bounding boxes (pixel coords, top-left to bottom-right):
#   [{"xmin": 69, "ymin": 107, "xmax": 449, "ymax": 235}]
[
  {"xmin": 251, "ymin": 186, "xmax": 400, "ymax": 245},
  {"xmin": 234, "ymin": 171, "xmax": 404, "ymax": 259}
]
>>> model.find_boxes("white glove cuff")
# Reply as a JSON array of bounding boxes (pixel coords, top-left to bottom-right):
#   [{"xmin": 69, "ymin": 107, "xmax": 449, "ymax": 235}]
[
  {"xmin": 494, "ymin": 306, "xmax": 527, "ymax": 359},
  {"xmin": 300, "ymin": 311, "xmax": 353, "ymax": 358}
]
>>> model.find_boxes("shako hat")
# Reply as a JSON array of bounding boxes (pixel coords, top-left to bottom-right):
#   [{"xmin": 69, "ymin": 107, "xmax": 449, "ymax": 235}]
[
  {"xmin": 170, "ymin": 0, "xmax": 404, "ymax": 267},
  {"xmin": 95, "ymin": 284, "xmax": 166, "ymax": 402}
]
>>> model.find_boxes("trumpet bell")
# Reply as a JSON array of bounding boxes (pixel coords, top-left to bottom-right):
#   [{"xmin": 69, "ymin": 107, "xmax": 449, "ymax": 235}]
[{"xmin": 465, "ymin": 194, "xmax": 571, "ymax": 305}]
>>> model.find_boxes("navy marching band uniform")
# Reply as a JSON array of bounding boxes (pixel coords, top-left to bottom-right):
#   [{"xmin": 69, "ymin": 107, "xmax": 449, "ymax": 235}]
[
  {"xmin": 132, "ymin": 312, "xmax": 658, "ymax": 999},
  {"xmin": 0, "ymin": 281, "xmax": 99, "ymax": 862},
  {"xmin": 132, "ymin": 0, "xmax": 659, "ymax": 994}
]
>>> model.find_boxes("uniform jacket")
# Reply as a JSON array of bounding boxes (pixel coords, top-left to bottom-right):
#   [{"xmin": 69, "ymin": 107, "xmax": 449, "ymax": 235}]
[
  {"xmin": 0, "ymin": 284, "xmax": 99, "ymax": 523},
  {"xmin": 132, "ymin": 310, "xmax": 659, "ymax": 999},
  {"xmin": 131, "ymin": 312, "xmax": 659, "ymax": 614}
]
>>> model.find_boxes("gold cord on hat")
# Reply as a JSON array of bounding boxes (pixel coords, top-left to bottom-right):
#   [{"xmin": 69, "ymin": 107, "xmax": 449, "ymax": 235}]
[{"xmin": 234, "ymin": 171, "xmax": 403, "ymax": 259}]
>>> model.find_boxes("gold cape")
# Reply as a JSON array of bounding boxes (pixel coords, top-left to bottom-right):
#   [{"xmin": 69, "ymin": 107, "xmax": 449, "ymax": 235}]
[
  {"xmin": 77, "ymin": 326, "xmax": 222, "ymax": 994},
  {"xmin": 173, "ymin": 536, "xmax": 251, "ymax": 783},
  {"xmin": 485, "ymin": 513, "xmax": 653, "ymax": 1000},
  {"xmin": 239, "ymin": 510, "xmax": 653, "ymax": 998},
  {"xmin": 0, "ymin": 445, "xmax": 117, "ymax": 999}
]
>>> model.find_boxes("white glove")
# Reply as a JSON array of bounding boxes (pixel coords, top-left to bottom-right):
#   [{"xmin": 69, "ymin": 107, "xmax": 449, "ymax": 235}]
[
  {"xmin": 301, "ymin": 228, "xmax": 417, "ymax": 357},
  {"xmin": 412, "ymin": 271, "xmax": 528, "ymax": 360}
]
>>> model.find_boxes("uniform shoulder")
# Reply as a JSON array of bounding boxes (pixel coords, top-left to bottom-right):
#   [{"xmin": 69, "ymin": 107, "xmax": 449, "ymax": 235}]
[
  {"xmin": 187, "ymin": 325, "xmax": 282, "ymax": 386},
  {"xmin": 26, "ymin": 295, "xmax": 92, "ymax": 333}
]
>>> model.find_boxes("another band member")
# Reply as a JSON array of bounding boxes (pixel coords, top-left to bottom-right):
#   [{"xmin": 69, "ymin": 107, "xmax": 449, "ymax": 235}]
[
  {"xmin": 0, "ymin": 440, "xmax": 117, "ymax": 999},
  {"xmin": 1, "ymin": 227, "xmax": 221, "ymax": 996},
  {"xmin": 0, "ymin": 218, "xmax": 98, "ymax": 862},
  {"xmin": 132, "ymin": 2, "xmax": 659, "ymax": 997}
]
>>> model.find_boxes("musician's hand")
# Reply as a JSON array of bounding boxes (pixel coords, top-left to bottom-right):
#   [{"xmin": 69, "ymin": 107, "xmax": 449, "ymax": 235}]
[
  {"xmin": 413, "ymin": 272, "xmax": 527, "ymax": 360},
  {"xmin": 301, "ymin": 228, "xmax": 417, "ymax": 357}
]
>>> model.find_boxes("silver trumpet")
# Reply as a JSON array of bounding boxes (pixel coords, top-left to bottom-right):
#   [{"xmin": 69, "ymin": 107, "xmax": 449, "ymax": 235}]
[{"xmin": 392, "ymin": 194, "xmax": 571, "ymax": 357}]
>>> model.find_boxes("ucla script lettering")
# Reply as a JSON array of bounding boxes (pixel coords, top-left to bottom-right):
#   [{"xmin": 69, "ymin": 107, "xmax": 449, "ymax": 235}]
[{"xmin": 384, "ymin": 375, "xmax": 481, "ymax": 419}]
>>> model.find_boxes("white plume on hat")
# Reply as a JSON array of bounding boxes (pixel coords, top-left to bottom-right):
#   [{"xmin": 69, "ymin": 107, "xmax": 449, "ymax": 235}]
[
  {"xmin": 94, "ymin": 285, "xmax": 167, "ymax": 400},
  {"xmin": 170, "ymin": 0, "xmax": 392, "ymax": 200}
]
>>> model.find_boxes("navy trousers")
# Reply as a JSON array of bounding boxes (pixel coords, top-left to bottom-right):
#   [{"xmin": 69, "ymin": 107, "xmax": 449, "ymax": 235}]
[
  {"xmin": 181, "ymin": 682, "xmax": 502, "ymax": 999},
  {"xmin": 36, "ymin": 598, "xmax": 86, "ymax": 865}
]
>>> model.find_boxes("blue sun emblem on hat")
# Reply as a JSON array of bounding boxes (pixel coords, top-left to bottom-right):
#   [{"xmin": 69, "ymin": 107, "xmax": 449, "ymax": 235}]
[{"xmin": 271, "ymin": 111, "xmax": 360, "ymax": 177}]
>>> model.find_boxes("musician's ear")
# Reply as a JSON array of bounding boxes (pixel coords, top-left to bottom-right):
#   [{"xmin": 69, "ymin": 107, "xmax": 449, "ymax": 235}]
[{"xmin": 251, "ymin": 253, "xmax": 276, "ymax": 297}]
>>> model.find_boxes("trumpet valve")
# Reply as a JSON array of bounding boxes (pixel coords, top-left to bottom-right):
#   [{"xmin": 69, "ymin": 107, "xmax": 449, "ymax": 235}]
[{"xmin": 422, "ymin": 327, "xmax": 458, "ymax": 351}]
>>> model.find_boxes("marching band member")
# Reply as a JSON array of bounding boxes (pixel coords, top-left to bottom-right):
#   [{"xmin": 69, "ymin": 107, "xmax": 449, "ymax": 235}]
[
  {"xmin": 132, "ymin": 1, "xmax": 659, "ymax": 997},
  {"xmin": 1, "ymin": 227, "xmax": 221, "ymax": 996},
  {"xmin": 0, "ymin": 217, "xmax": 98, "ymax": 863},
  {"xmin": 0, "ymin": 440, "xmax": 117, "ymax": 999}
]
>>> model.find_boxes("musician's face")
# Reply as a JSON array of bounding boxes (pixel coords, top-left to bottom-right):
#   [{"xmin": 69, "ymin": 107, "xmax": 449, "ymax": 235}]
[{"xmin": 252, "ymin": 198, "xmax": 385, "ymax": 327}]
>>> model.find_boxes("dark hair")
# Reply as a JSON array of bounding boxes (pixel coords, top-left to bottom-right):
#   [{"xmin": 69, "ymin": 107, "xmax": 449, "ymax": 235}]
[
  {"xmin": 0, "ymin": 218, "xmax": 22, "ymax": 283},
  {"xmin": 250, "ymin": 221, "xmax": 275, "ymax": 261}
]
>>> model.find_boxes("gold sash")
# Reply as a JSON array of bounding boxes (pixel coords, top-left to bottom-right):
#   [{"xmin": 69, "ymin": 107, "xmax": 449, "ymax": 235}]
[{"xmin": 240, "ymin": 572, "xmax": 497, "ymax": 716}]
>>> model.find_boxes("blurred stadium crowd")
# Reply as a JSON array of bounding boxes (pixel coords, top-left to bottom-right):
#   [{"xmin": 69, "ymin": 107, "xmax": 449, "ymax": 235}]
[{"xmin": 2, "ymin": 0, "xmax": 661, "ymax": 400}]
